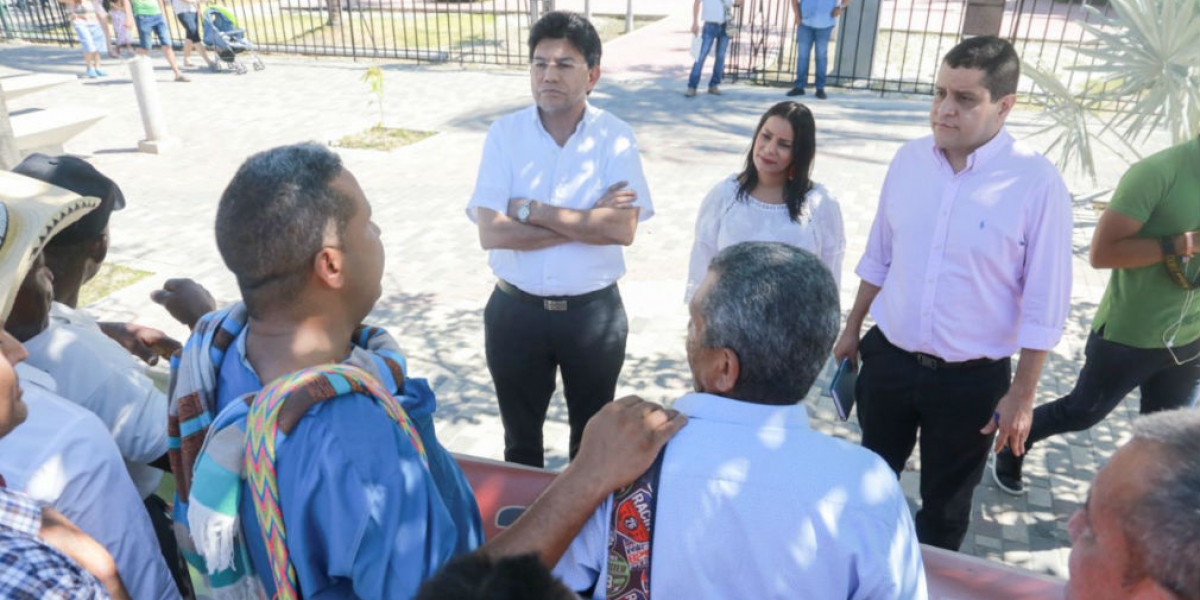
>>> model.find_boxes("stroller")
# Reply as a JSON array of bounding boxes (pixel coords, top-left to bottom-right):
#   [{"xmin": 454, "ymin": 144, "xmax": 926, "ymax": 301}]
[{"xmin": 202, "ymin": 4, "xmax": 264, "ymax": 74}]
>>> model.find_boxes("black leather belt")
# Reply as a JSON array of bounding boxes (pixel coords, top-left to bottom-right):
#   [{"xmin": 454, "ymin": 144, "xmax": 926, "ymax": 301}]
[
  {"xmin": 877, "ymin": 329, "xmax": 1001, "ymax": 370},
  {"xmin": 496, "ymin": 280, "xmax": 615, "ymax": 312},
  {"xmin": 909, "ymin": 352, "xmax": 999, "ymax": 370}
]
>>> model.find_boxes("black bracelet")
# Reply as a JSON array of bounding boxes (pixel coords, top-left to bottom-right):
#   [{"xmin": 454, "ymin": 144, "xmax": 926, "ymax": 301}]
[{"xmin": 1162, "ymin": 235, "xmax": 1177, "ymax": 259}]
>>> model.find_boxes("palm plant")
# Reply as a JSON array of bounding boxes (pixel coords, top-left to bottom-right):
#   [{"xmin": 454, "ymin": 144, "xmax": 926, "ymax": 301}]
[{"xmin": 1023, "ymin": 0, "xmax": 1200, "ymax": 182}]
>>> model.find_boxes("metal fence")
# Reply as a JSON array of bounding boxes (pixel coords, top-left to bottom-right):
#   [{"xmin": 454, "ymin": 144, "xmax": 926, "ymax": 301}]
[
  {"xmin": 726, "ymin": 0, "xmax": 1117, "ymax": 95},
  {"xmin": 176, "ymin": 0, "xmax": 539, "ymax": 64},
  {"xmin": 6, "ymin": 0, "xmax": 1120, "ymax": 95},
  {"xmin": 3, "ymin": 0, "xmax": 546, "ymax": 64},
  {"xmin": 1, "ymin": 0, "xmax": 76, "ymax": 45}
]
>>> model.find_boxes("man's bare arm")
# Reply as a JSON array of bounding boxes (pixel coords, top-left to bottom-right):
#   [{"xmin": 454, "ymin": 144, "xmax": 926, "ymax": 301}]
[
  {"xmin": 1090, "ymin": 208, "xmax": 1199, "ymax": 269},
  {"xmin": 524, "ymin": 203, "xmax": 641, "ymax": 246},
  {"xmin": 506, "ymin": 182, "xmax": 642, "ymax": 247},
  {"xmin": 476, "ymin": 207, "xmax": 572, "ymax": 251},
  {"xmin": 482, "ymin": 396, "xmax": 687, "ymax": 566},
  {"xmin": 39, "ymin": 506, "xmax": 132, "ymax": 600},
  {"xmin": 831, "ymin": 280, "xmax": 882, "ymax": 369}
]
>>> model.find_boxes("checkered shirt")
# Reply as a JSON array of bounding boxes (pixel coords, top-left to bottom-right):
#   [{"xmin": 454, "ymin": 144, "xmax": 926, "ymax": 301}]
[{"xmin": 0, "ymin": 488, "xmax": 110, "ymax": 599}]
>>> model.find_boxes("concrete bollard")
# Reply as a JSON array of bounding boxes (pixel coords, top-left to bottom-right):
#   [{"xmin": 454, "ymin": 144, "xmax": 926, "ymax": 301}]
[
  {"xmin": 127, "ymin": 55, "xmax": 176, "ymax": 154},
  {"xmin": 625, "ymin": 0, "xmax": 633, "ymax": 33}
]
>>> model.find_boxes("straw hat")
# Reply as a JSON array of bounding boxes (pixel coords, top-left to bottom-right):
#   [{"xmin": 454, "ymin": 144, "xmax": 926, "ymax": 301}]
[{"xmin": 0, "ymin": 171, "xmax": 99, "ymax": 321}]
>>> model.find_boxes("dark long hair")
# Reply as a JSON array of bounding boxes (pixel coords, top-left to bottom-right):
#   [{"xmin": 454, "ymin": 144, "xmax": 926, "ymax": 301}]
[{"xmin": 735, "ymin": 101, "xmax": 817, "ymax": 222}]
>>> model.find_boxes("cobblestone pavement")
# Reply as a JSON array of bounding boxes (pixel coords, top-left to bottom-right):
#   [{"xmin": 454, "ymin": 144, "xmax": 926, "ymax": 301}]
[{"xmin": 0, "ymin": 29, "xmax": 1169, "ymax": 580}]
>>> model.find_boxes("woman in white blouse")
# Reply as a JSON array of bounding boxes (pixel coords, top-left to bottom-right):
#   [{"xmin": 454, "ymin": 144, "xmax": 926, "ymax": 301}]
[{"xmin": 685, "ymin": 101, "xmax": 845, "ymax": 301}]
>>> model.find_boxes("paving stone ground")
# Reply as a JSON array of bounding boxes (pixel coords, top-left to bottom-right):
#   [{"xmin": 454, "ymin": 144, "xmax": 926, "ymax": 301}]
[{"xmin": 0, "ymin": 23, "xmax": 1172, "ymax": 580}]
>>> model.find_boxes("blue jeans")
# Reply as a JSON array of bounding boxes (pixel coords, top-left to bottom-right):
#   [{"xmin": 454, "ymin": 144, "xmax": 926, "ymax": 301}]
[
  {"xmin": 1025, "ymin": 329, "xmax": 1200, "ymax": 451},
  {"xmin": 795, "ymin": 24, "xmax": 832, "ymax": 91},
  {"xmin": 688, "ymin": 22, "xmax": 729, "ymax": 90},
  {"xmin": 134, "ymin": 13, "xmax": 172, "ymax": 51}
]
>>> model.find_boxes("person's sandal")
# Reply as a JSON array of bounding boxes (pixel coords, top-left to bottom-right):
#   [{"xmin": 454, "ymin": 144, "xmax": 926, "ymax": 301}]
[{"xmin": 175, "ymin": 74, "xmax": 191, "ymax": 82}]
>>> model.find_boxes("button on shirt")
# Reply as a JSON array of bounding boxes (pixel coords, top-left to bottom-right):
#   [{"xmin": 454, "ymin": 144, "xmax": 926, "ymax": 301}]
[
  {"xmin": 467, "ymin": 104, "xmax": 654, "ymax": 296},
  {"xmin": 554, "ymin": 393, "xmax": 928, "ymax": 599},
  {"xmin": 0, "ymin": 364, "xmax": 180, "ymax": 600},
  {"xmin": 855, "ymin": 128, "xmax": 1073, "ymax": 362}
]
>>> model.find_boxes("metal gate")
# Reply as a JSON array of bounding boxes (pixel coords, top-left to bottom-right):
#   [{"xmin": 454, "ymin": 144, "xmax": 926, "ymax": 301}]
[
  {"xmin": 1, "ymin": 0, "xmax": 75, "ymax": 45},
  {"xmin": 726, "ymin": 0, "xmax": 1116, "ymax": 95}
]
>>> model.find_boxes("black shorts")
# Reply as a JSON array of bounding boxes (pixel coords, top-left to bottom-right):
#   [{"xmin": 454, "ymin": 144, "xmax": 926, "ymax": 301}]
[{"xmin": 176, "ymin": 11, "xmax": 201, "ymax": 42}]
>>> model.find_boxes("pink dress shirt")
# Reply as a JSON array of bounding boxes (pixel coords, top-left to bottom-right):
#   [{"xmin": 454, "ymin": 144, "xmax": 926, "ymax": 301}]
[{"xmin": 855, "ymin": 128, "xmax": 1073, "ymax": 362}]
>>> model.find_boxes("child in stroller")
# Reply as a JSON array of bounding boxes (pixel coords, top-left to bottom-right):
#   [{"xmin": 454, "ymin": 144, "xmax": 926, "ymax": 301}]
[{"xmin": 201, "ymin": 4, "xmax": 264, "ymax": 74}]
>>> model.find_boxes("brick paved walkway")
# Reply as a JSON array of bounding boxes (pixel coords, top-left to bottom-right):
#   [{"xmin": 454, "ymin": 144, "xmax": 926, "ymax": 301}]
[{"xmin": 0, "ymin": 30, "xmax": 1170, "ymax": 580}]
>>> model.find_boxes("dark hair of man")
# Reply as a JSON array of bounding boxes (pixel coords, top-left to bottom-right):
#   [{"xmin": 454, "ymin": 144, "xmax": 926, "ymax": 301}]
[
  {"xmin": 1121, "ymin": 410, "xmax": 1200, "ymax": 599},
  {"xmin": 736, "ymin": 101, "xmax": 817, "ymax": 223},
  {"xmin": 414, "ymin": 553, "xmax": 577, "ymax": 600},
  {"xmin": 941, "ymin": 35, "xmax": 1020, "ymax": 101},
  {"xmin": 528, "ymin": 11, "xmax": 602, "ymax": 69},
  {"xmin": 700, "ymin": 242, "xmax": 839, "ymax": 405},
  {"xmin": 215, "ymin": 143, "xmax": 353, "ymax": 318}
]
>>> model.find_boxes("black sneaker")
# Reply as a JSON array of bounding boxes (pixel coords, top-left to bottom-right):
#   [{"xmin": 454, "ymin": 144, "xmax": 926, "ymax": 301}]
[
  {"xmin": 786, "ymin": 87, "xmax": 805, "ymax": 97},
  {"xmin": 992, "ymin": 448, "xmax": 1026, "ymax": 495},
  {"xmin": 815, "ymin": 89, "xmax": 828, "ymax": 99}
]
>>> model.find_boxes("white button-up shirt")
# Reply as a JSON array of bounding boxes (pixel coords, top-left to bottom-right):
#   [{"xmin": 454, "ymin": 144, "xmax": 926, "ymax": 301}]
[
  {"xmin": 856, "ymin": 129, "xmax": 1073, "ymax": 362},
  {"xmin": 23, "ymin": 302, "xmax": 168, "ymax": 499},
  {"xmin": 554, "ymin": 392, "xmax": 928, "ymax": 599},
  {"xmin": 0, "ymin": 364, "xmax": 181, "ymax": 600},
  {"xmin": 467, "ymin": 104, "xmax": 654, "ymax": 296}
]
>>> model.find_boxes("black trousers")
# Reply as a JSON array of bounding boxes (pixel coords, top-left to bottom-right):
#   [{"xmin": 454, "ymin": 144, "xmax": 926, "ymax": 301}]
[
  {"xmin": 1026, "ymin": 329, "xmax": 1200, "ymax": 451},
  {"xmin": 856, "ymin": 326, "xmax": 1011, "ymax": 551},
  {"xmin": 144, "ymin": 494, "xmax": 195, "ymax": 599},
  {"xmin": 484, "ymin": 283, "xmax": 628, "ymax": 467}
]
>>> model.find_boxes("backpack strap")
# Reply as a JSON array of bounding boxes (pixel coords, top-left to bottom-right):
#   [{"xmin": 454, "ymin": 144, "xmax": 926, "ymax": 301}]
[
  {"xmin": 605, "ymin": 447, "xmax": 668, "ymax": 600},
  {"xmin": 245, "ymin": 364, "xmax": 427, "ymax": 600}
]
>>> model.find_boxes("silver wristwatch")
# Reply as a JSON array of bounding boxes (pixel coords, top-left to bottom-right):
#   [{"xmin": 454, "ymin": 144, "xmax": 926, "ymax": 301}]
[{"xmin": 517, "ymin": 199, "xmax": 534, "ymax": 224}]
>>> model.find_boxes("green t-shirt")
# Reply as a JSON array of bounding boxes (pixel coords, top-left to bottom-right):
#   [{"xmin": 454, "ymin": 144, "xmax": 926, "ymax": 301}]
[
  {"xmin": 130, "ymin": 0, "xmax": 161, "ymax": 17},
  {"xmin": 1094, "ymin": 137, "xmax": 1200, "ymax": 348}
]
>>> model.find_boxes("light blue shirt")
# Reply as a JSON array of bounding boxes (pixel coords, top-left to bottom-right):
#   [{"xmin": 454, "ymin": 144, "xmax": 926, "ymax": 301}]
[
  {"xmin": 217, "ymin": 329, "xmax": 483, "ymax": 599},
  {"xmin": 553, "ymin": 392, "xmax": 928, "ymax": 599},
  {"xmin": 799, "ymin": 0, "xmax": 840, "ymax": 29}
]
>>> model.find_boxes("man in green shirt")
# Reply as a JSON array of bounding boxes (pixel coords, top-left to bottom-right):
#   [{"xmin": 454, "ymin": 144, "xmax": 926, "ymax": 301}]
[
  {"xmin": 994, "ymin": 136, "xmax": 1200, "ymax": 494},
  {"xmin": 125, "ymin": 0, "xmax": 187, "ymax": 82}
]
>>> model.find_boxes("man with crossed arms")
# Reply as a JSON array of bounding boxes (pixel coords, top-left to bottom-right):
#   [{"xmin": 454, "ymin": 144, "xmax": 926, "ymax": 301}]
[{"xmin": 468, "ymin": 11, "xmax": 654, "ymax": 468}]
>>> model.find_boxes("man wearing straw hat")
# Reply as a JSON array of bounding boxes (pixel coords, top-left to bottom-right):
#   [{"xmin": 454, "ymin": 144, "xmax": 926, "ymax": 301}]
[
  {"xmin": 0, "ymin": 171, "xmax": 180, "ymax": 600},
  {"xmin": 9, "ymin": 153, "xmax": 207, "ymax": 597}
]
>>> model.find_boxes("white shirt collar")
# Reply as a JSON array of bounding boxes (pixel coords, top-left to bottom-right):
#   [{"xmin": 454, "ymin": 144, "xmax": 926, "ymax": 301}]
[
  {"xmin": 529, "ymin": 102, "xmax": 598, "ymax": 142},
  {"xmin": 673, "ymin": 391, "xmax": 811, "ymax": 430}
]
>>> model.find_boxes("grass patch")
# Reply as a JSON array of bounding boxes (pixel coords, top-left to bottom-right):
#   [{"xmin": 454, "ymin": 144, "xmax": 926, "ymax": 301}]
[
  {"xmin": 78, "ymin": 263, "xmax": 153, "ymax": 306},
  {"xmin": 233, "ymin": 9, "xmax": 498, "ymax": 49},
  {"xmin": 334, "ymin": 125, "xmax": 435, "ymax": 151}
]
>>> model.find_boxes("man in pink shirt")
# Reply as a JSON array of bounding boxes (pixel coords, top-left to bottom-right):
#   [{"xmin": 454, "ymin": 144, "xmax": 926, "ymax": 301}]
[{"xmin": 832, "ymin": 36, "xmax": 1073, "ymax": 550}]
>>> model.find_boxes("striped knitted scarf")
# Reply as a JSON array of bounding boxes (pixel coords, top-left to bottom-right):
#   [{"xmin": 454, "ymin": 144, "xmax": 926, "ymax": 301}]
[{"xmin": 167, "ymin": 303, "xmax": 409, "ymax": 599}]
